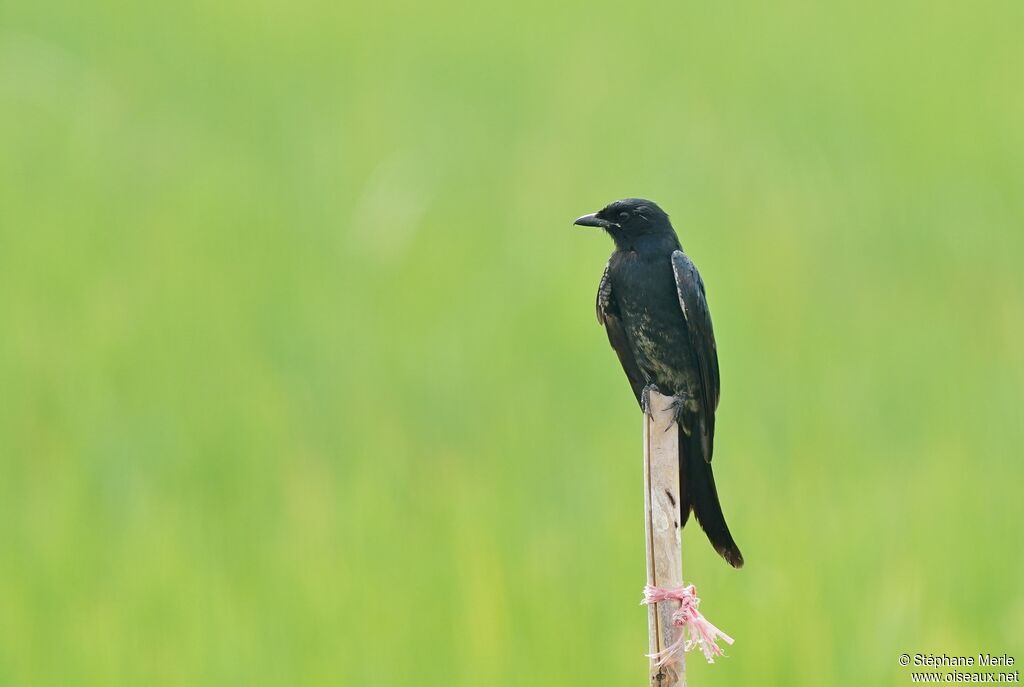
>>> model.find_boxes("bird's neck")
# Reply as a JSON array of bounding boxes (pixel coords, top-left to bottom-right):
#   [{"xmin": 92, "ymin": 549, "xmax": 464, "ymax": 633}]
[{"xmin": 612, "ymin": 230, "xmax": 680, "ymax": 255}]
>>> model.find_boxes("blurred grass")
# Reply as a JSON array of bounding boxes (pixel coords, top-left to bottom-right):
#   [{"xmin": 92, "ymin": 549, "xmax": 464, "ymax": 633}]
[{"xmin": 1, "ymin": 0, "xmax": 1022, "ymax": 685}]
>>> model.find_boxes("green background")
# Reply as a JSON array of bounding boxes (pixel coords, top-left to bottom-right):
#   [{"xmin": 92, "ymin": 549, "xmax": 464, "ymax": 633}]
[{"xmin": 1, "ymin": 1, "xmax": 1021, "ymax": 685}]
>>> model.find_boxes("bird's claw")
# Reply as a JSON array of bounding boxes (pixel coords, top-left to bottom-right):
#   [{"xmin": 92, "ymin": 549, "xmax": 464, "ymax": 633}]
[
  {"xmin": 641, "ymin": 384, "xmax": 659, "ymax": 419},
  {"xmin": 643, "ymin": 385, "xmax": 697, "ymax": 435},
  {"xmin": 668, "ymin": 391, "xmax": 696, "ymax": 435}
]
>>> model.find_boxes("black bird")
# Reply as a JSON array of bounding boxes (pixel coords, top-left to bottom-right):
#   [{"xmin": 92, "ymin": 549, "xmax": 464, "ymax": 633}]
[{"xmin": 574, "ymin": 198, "xmax": 743, "ymax": 568}]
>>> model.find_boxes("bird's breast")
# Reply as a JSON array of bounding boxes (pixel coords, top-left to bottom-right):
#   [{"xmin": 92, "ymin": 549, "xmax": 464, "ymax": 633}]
[{"xmin": 610, "ymin": 252, "xmax": 696, "ymax": 391}]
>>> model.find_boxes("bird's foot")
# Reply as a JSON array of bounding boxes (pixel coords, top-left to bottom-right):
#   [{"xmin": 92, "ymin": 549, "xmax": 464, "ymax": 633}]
[
  {"xmin": 641, "ymin": 384, "xmax": 661, "ymax": 419},
  {"xmin": 668, "ymin": 391, "xmax": 697, "ymax": 435}
]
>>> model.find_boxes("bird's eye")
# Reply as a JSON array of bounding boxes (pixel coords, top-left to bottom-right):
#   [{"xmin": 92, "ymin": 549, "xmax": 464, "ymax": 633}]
[{"xmin": 619, "ymin": 212, "xmax": 630, "ymax": 220}]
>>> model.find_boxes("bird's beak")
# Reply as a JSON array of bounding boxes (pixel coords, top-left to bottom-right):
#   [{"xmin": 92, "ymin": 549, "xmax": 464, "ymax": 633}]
[{"xmin": 574, "ymin": 213, "xmax": 611, "ymax": 229}]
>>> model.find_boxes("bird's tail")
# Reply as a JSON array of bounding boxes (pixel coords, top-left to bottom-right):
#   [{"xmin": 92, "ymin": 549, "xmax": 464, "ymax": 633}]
[{"xmin": 680, "ymin": 423, "xmax": 744, "ymax": 568}]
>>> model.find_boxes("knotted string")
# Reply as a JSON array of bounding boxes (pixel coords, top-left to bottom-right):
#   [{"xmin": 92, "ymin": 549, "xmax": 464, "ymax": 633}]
[{"xmin": 642, "ymin": 584, "xmax": 734, "ymax": 665}]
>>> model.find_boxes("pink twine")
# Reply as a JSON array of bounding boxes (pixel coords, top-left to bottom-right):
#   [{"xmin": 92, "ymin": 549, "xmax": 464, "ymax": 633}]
[{"xmin": 642, "ymin": 584, "xmax": 734, "ymax": 665}]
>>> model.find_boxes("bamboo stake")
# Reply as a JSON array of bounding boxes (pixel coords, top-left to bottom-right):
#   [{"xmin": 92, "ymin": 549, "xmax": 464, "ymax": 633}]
[{"xmin": 643, "ymin": 390, "xmax": 685, "ymax": 687}]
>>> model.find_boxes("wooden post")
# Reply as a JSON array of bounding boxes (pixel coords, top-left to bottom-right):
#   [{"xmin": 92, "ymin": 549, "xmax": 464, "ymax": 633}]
[{"xmin": 643, "ymin": 390, "xmax": 685, "ymax": 687}]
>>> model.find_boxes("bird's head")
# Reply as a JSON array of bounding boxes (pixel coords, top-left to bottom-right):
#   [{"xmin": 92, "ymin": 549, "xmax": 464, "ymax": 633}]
[{"xmin": 573, "ymin": 198, "xmax": 672, "ymax": 246}]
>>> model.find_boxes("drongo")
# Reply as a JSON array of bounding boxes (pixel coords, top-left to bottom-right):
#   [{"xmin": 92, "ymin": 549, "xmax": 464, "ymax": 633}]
[{"xmin": 575, "ymin": 198, "xmax": 743, "ymax": 568}]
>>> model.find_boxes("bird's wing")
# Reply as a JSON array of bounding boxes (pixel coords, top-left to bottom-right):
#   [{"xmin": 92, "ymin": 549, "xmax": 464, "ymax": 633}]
[
  {"xmin": 671, "ymin": 250, "xmax": 721, "ymax": 461},
  {"xmin": 597, "ymin": 262, "xmax": 646, "ymax": 407}
]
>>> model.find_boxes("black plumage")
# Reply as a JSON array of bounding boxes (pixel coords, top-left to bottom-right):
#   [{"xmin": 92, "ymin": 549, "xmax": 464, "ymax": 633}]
[{"xmin": 575, "ymin": 198, "xmax": 743, "ymax": 568}]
